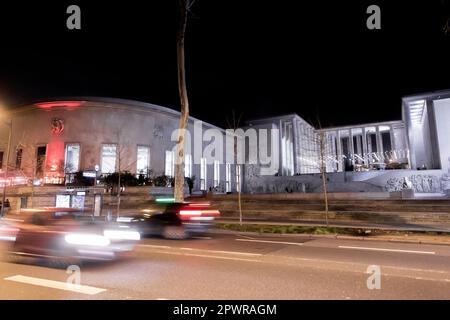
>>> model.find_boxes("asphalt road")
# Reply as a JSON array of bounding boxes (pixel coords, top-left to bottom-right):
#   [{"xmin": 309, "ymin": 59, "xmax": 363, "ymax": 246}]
[{"xmin": 1, "ymin": 231, "xmax": 450, "ymax": 299}]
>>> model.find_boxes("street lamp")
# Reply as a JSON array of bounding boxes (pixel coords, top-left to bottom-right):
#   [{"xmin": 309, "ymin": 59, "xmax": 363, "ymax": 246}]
[{"xmin": 0, "ymin": 112, "xmax": 12, "ymax": 217}]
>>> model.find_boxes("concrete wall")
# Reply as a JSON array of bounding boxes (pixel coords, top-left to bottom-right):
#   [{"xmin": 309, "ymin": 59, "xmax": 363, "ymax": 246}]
[{"xmin": 433, "ymin": 98, "xmax": 450, "ymax": 173}]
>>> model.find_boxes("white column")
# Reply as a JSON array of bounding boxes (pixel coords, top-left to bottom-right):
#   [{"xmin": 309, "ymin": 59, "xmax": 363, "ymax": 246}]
[
  {"xmin": 348, "ymin": 129, "xmax": 354, "ymax": 166},
  {"xmin": 292, "ymin": 119, "xmax": 299, "ymax": 174},
  {"xmin": 336, "ymin": 130, "xmax": 343, "ymax": 172},
  {"xmin": 362, "ymin": 127, "xmax": 368, "ymax": 165},
  {"xmin": 376, "ymin": 126, "xmax": 383, "ymax": 159},
  {"xmin": 389, "ymin": 125, "xmax": 396, "ymax": 151},
  {"xmin": 278, "ymin": 120, "xmax": 283, "ymax": 176}
]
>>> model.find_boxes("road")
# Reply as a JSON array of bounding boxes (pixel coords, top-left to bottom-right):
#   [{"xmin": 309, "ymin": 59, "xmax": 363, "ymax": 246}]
[{"xmin": 1, "ymin": 231, "xmax": 450, "ymax": 299}]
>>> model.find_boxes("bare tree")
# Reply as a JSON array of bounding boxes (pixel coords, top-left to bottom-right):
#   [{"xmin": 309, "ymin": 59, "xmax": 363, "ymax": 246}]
[
  {"xmin": 110, "ymin": 130, "xmax": 137, "ymax": 218},
  {"xmin": 174, "ymin": 0, "xmax": 194, "ymax": 203},
  {"xmin": 297, "ymin": 122, "xmax": 334, "ymax": 226},
  {"xmin": 12, "ymin": 132, "xmax": 43, "ymax": 208},
  {"xmin": 226, "ymin": 110, "xmax": 244, "ymax": 225}
]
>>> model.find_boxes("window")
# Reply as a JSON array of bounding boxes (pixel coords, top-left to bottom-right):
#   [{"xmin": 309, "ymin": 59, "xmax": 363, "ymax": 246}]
[
  {"xmin": 101, "ymin": 144, "xmax": 117, "ymax": 174},
  {"xmin": 225, "ymin": 163, "xmax": 231, "ymax": 192},
  {"xmin": 0, "ymin": 151, "xmax": 3, "ymax": 169},
  {"xmin": 200, "ymin": 157, "xmax": 207, "ymax": 190},
  {"xmin": 137, "ymin": 146, "xmax": 150, "ymax": 175},
  {"xmin": 236, "ymin": 164, "xmax": 241, "ymax": 192},
  {"xmin": 56, "ymin": 194, "xmax": 70, "ymax": 208},
  {"xmin": 16, "ymin": 148, "xmax": 23, "ymax": 170},
  {"xmin": 213, "ymin": 160, "xmax": 220, "ymax": 188},
  {"xmin": 64, "ymin": 144, "xmax": 80, "ymax": 173},
  {"xmin": 184, "ymin": 154, "xmax": 192, "ymax": 178},
  {"xmin": 35, "ymin": 146, "xmax": 46, "ymax": 176},
  {"xmin": 165, "ymin": 150, "xmax": 175, "ymax": 177}
]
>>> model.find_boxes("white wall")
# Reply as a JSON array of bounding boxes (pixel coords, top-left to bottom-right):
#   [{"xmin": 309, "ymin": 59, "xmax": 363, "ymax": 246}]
[{"xmin": 433, "ymin": 98, "xmax": 450, "ymax": 173}]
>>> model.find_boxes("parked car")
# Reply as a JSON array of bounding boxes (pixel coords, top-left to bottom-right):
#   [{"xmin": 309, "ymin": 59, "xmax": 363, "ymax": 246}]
[
  {"xmin": 118, "ymin": 200, "xmax": 220, "ymax": 239},
  {"xmin": 1, "ymin": 209, "xmax": 141, "ymax": 267}
]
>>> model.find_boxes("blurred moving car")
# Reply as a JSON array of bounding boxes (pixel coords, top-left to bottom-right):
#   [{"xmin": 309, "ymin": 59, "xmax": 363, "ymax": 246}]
[
  {"xmin": 0, "ymin": 209, "xmax": 141, "ymax": 267},
  {"xmin": 118, "ymin": 199, "xmax": 220, "ymax": 239}
]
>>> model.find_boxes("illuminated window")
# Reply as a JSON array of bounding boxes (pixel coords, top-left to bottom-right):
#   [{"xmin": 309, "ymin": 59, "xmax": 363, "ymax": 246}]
[
  {"xmin": 184, "ymin": 154, "xmax": 192, "ymax": 178},
  {"xmin": 236, "ymin": 164, "xmax": 242, "ymax": 192},
  {"xmin": 56, "ymin": 194, "xmax": 70, "ymax": 208},
  {"xmin": 35, "ymin": 146, "xmax": 47, "ymax": 177},
  {"xmin": 137, "ymin": 146, "xmax": 150, "ymax": 175},
  {"xmin": 225, "ymin": 163, "xmax": 231, "ymax": 192},
  {"xmin": 200, "ymin": 157, "xmax": 207, "ymax": 190},
  {"xmin": 16, "ymin": 148, "xmax": 23, "ymax": 170},
  {"xmin": 213, "ymin": 160, "xmax": 220, "ymax": 188},
  {"xmin": 165, "ymin": 150, "xmax": 175, "ymax": 177},
  {"xmin": 64, "ymin": 144, "xmax": 80, "ymax": 173},
  {"xmin": 101, "ymin": 144, "xmax": 117, "ymax": 174}
]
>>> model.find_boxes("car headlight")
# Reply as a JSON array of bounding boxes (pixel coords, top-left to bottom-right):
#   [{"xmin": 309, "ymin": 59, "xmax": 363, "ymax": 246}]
[
  {"xmin": 65, "ymin": 233, "xmax": 111, "ymax": 247},
  {"xmin": 103, "ymin": 229, "xmax": 141, "ymax": 241}
]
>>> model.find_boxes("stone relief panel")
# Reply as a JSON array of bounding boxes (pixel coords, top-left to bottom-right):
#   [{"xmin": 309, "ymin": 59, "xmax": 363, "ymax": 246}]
[
  {"xmin": 245, "ymin": 164, "xmax": 306, "ymax": 194},
  {"xmin": 385, "ymin": 174, "xmax": 445, "ymax": 193}
]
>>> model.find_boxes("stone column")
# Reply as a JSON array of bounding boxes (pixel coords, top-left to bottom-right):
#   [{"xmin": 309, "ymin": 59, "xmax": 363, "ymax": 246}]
[
  {"xmin": 362, "ymin": 127, "xmax": 368, "ymax": 166},
  {"xmin": 389, "ymin": 125, "xmax": 396, "ymax": 152},
  {"xmin": 356, "ymin": 132, "xmax": 362, "ymax": 163},
  {"xmin": 292, "ymin": 119, "xmax": 299, "ymax": 174},
  {"xmin": 348, "ymin": 128, "xmax": 354, "ymax": 166},
  {"xmin": 376, "ymin": 125, "xmax": 383, "ymax": 156},
  {"xmin": 278, "ymin": 120, "xmax": 283, "ymax": 176},
  {"xmin": 336, "ymin": 130, "xmax": 343, "ymax": 172}
]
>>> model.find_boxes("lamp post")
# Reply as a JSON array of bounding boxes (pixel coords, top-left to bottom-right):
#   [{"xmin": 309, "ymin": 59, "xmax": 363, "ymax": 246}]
[{"xmin": 1, "ymin": 119, "xmax": 12, "ymax": 217}]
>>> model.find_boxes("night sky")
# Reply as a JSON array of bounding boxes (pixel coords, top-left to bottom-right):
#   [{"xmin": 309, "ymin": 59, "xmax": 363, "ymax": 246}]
[{"xmin": 1, "ymin": 1, "xmax": 450, "ymax": 128}]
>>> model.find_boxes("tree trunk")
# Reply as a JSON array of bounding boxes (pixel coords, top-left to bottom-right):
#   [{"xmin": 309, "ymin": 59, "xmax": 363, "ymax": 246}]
[
  {"xmin": 174, "ymin": 0, "xmax": 190, "ymax": 203},
  {"xmin": 117, "ymin": 166, "xmax": 121, "ymax": 219},
  {"xmin": 319, "ymin": 132, "xmax": 329, "ymax": 226}
]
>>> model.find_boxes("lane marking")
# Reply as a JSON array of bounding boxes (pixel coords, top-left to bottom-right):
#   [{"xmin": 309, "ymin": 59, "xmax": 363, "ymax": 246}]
[
  {"xmin": 138, "ymin": 244, "xmax": 262, "ymax": 256},
  {"xmin": 192, "ymin": 236, "xmax": 212, "ymax": 240},
  {"xmin": 179, "ymin": 247, "xmax": 262, "ymax": 256},
  {"xmin": 4, "ymin": 275, "xmax": 106, "ymax": 295},
  {"xmin": 154, "ymin": 250, "xmax": 260, "ymax": 262},
  {"xmin": 236, "ymin": 238, "xmax": 304, "ymax": 246},
  {"xmin": 138, "ymin": 244, "xmax": 172, "ymax": 249},
  {"xmin": 338, "ymin": 245, "xmax": 435, "ymax": 255}
]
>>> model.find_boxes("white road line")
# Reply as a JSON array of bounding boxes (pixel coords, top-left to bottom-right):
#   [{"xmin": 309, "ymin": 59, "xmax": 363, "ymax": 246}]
[
  {"xmin": 138, "ymin": 244, "xmax": 262, "ymax": 256},
  {"xmin": 192, "ymin": 236, "xmax": 212, "ymax": 240},
  {"xmin": 4, "ymin": 275, "xmax": 106, "ymax": 295},
  {"xmin": 138, "ymin": 244, "xmax": 172, "ymax": 249},
  {"xmin": 338, "ymin": 245, "xmax": 436, "ymax": 255},
  {"xmin": 179, "ymin": 247, "xmax": 262, "ymax": 256},
  {"xmin": 157, "ymin": 250, "xmax": 260, "ymax": 262},
  {"xmin": 236, "ymin": 238, "xmax": 304, "ymax": 246}
]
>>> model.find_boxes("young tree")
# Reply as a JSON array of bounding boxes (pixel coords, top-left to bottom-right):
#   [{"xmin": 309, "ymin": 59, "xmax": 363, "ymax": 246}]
[
  {"xmin": 226, "ymin": 110, "xmax": 244, "ymax": 225},
  {"xmin": 13, "ymin": 132, "xmax": 44, "ymax": 208},
  {"xmin": 297, "ymin": 122, "xmax": 335, "ymax": 226},
  {"xmin": 110, "ymin": 130, "xmax": 137, "ymax": 218},
  {"xmin": 174, "ymin": 0, "xmax": 194, "ymax": 203}
]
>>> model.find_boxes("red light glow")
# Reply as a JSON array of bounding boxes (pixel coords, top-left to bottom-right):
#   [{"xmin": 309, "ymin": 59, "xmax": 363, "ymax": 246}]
[{"xmin": 35, "ymin": 101, "xmax": 82, "ymax": 109}]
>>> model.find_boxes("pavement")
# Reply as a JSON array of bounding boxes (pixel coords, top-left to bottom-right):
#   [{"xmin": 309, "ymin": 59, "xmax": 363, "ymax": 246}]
[{"xmin": 2, "ymin": 231, "xmax": 450, "ymax": 299}]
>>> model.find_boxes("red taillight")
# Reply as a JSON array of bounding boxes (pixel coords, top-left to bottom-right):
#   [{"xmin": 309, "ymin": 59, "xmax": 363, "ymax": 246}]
[
  {"xmin": 179, "ymin": 210, "xmax": 203, "ymax": 216},
  {"xmin": 178, "ymin": 208, "xmax": 220, "ymax": 220}
]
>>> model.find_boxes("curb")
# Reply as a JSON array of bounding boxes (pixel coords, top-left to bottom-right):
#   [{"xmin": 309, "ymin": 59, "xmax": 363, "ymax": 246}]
[{"xmin": 211, "ymin": 225, "xmax": 450, "ymax": 246}]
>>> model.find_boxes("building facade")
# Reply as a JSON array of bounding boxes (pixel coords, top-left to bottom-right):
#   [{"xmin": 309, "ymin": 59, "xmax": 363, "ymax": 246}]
[
  {"xmin": 1, "ymin": 90, "xmax": 450, "ymax": 199},
  {"xmin": 0, "ymin": 97, "xmax": 241, "ymax": 194},
  {"xmin": 246, "ymin": 90, "xmax": 450, "ymax": 177}
]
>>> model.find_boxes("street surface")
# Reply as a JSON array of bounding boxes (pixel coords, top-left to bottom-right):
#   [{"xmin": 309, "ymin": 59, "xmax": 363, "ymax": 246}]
[{"xmin": 1, "ymin": 231, "xmax": 450, "ymax": 299}]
